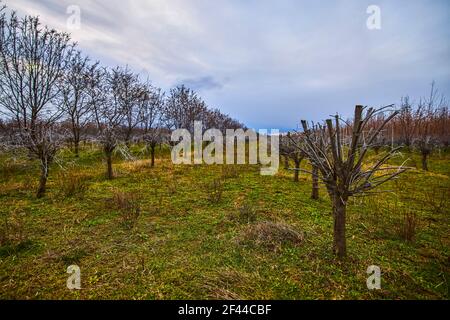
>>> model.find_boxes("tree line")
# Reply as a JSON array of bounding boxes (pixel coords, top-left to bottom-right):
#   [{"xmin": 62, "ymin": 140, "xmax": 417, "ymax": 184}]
[{"xmin": 0, "ymin": 7, "xmax": 244, "ymax": 197}]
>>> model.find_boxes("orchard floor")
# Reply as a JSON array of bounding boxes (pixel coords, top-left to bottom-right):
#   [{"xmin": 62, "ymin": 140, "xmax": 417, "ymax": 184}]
[{"xmin": 0, "ymin": 146, "xmax": 449, "ymax": 299}]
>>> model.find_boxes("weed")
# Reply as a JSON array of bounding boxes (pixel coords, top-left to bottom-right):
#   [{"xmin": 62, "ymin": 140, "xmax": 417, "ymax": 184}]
[
  {"xmin": 236, "ymin": 202, "xmax": 257, "ymax": 224},
  {"xmin": 398, "ymin": 212, "xmax": 419, "ymax": 242},
  {"xmin": 204, "ymin": 178, "xmax": 224, "ymax": 204},
  {"xmin": 221, "ymin": 165, "xmax": 240, "ymax": 179},
  {"xmin": 112, "ymin": 190, "xmax": 141, "ymax": 229}
]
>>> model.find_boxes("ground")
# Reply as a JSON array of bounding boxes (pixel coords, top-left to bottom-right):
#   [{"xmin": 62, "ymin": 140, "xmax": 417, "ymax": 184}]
[{"xmin": 0, "ymin": 145, "xmax": 449, "ymax": 299}]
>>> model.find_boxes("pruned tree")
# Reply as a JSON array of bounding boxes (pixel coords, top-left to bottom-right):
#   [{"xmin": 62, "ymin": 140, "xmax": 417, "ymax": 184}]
[
  {"xmin": 294, "ymin": 105, "xmax": 407, "ymax": 258},
  {"xmin": 0, "ymin": 11, "xmax": 74, "ymax": 197},
  {"xmin": 311, "ymin": 162, "xmax": 320, "ymax": 200},
  {"xmin": 58, "ymin": 51, "xmax": 98, "ymax": 157}
]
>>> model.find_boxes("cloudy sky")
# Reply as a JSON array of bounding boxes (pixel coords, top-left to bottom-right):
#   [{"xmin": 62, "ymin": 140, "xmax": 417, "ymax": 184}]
[{"xmin": 5, "ymin": 0, "xmax": 450, "ymax": 130}]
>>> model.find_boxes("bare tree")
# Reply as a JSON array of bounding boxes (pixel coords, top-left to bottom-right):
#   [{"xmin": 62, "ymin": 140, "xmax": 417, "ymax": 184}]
[
  {"xmin": 0, "ymin": 12, "xmax": 74, "ymax": 197},
  {"xmin": 89, "ymin": 67, "xmax": 127, "ymax": 179},
  {"xmin": 293, "ymin": 105, "xmax": 407, "ymax": 258},
  {"xmin": 397, "ymin": 96, "xmax": 418, "ymax": 150},
  {"xmin": 140, "ymin": 85, "xmax": 165, "ymax": 167},
  {"xmin": 58, "ymin": 51, "xmax": 98, "ymax": 157},
  {"xmin": 434, "ymin": 103, "xmax": 450, "ymax": 148},
  {"xmin": 280, "ymin": 132, "xmax": 305, "ymax": 182},
  {"xmin": 114, "ymin": 67, "xmax": 145, "ymax": 147},
  {"xmin": 163, "ymin": 85, "xmax": 208, "ymax": 133},
  {"xmin": 203, "ymin": 108, "xmax": 244, "ymax": 133},
  {"xmin": 414, "ymin": 82, "xmax": 446, "ymax": 171}
]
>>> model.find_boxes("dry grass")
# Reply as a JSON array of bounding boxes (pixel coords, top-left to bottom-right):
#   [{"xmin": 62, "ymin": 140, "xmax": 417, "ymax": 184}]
[
  {"xmin": 237, "ymin": 221, "xmax": 304, "ymax": 251},
  {"xmin": 0, "ymin": 209, "xmax": 26, "ymax": 246},
  {"xmin": 111, "ymin": 190, "xmax": 141, "ymax": 229},
  {"xmin": 221, "ymin": 165, "xmax": 240, "ymax": 179},
  {"xmin": 202, "ymin": 268, "xmax": 249, "ymax": 300},
  {"xmin": 397, "ymin": 212, "xmax": 419, "ymax": 242},
  {"xmin": 56, "ymin": 170, "xmax": 89, "ymax": 198}
]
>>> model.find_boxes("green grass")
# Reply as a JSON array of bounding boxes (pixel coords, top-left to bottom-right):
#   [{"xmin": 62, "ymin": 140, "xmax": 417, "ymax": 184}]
[{"xmin": 0, "ymin": 145, "xmax": 449, "ymax": 299}]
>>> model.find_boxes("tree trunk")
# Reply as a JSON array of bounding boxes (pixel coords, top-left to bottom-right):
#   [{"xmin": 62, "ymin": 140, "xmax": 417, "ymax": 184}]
[
  {"xmin": 332, "ymin": 194, "xmax": 347, "ymax": 259},
  {"xmin": 311, "ymin": 165, "xmax": 319, "ymax": 200},
  {"xmin": 74, "ymin": 140, "xmax": 80, "ymax": 158},
  {"xmin": 293, "ymin": 159, "xmax": 300, "ymax": 182},
  {"xmin": 284, "ymin": 156, "xmax": 289, "ymax": 170},
  {"xmin": 72, "ymin": 126, "xmax": 80, "ymax": 158},
  {"xmin": 106, "ymin": 151, "xmax": 113, "ymax": 179},
  {"xmin": 36, "ymin": 160, "xmax": 49, "ymax": 198},
  {"xmin": 125, "ymin": 130, "xmax": 132, "ymax": 148},
  {"xmin": 150, "ymin": 144, "xmax": 156, "ymax": 167},
  {"xmin": 421, "ymin": 152, "xmax": 429, "ymax": 171}
]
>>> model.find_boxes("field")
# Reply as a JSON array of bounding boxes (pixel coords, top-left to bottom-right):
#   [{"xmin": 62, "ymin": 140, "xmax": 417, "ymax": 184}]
[{"xmin": 0, "ymin": 146, "xmax": 449, "ymax": 300}]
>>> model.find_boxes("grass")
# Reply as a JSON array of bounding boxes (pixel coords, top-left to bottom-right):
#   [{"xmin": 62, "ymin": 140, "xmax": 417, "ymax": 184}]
[{"xmin": 0, "ymin": 145, "xmax": 449, "ymax": 300}]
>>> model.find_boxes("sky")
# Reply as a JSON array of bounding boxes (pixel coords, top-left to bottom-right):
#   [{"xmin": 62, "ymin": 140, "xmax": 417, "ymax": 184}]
[{"xmin": 5, "ymin": 0, "xmax": 450, "ymax": 130}]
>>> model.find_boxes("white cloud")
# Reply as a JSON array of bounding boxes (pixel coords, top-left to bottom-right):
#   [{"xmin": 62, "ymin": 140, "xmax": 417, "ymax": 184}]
[{"xmin": 5, "ymin": 0, "xmax": 450, "ymax": 128}]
